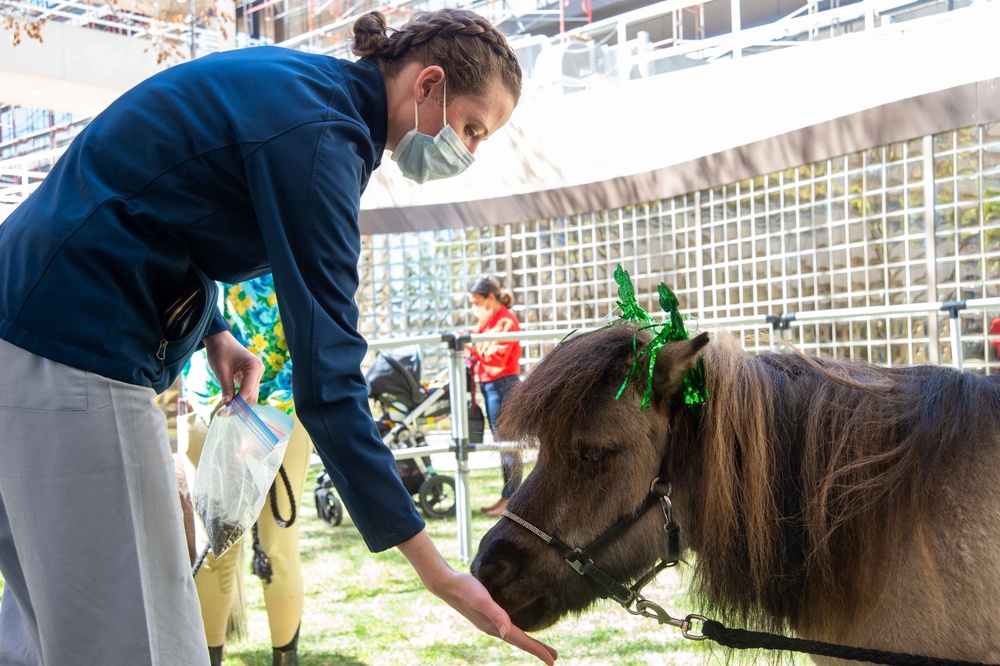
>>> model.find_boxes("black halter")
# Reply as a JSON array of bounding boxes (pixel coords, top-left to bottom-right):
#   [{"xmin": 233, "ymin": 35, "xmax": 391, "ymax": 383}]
[{"xmin": 502, "ymin": 478, "xmax": 681, "ymax": 607}]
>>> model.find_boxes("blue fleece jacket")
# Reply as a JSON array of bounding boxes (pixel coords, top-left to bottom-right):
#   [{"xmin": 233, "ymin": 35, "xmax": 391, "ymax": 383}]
[{"xmin": 0, "ymin": 47, "xmax": 425, "ymax": 552}]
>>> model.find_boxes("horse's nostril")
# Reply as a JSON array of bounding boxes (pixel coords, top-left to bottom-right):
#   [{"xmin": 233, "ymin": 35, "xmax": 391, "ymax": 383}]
[
  {"xmin": 472, "ymin": 553, "xmax": 515, "ymax": 590},
  {"xmin": 471, "ymin": 540, "xmax": 523, "ymax": 591}
]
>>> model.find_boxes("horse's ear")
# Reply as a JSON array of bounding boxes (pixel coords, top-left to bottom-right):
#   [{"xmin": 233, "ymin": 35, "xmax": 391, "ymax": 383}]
[{"xmin": 652, "ymin": 332, "xmax": 710, "ymax": 403}]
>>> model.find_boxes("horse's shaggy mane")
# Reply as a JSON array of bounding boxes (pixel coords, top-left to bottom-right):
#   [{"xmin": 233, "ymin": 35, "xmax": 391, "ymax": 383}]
[{"xmin": 498, "ymin": 325, "xmax": 1000, "ymax": 635}]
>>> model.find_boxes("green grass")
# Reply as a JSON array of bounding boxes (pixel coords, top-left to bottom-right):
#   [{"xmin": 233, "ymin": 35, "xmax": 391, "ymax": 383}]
[
  {"xmin": 219, "ymin": 464, "xmax": 727, "ymax": 666},
  {"xmin": 0, "ymin": 464, "xmax": 777, "ymax": 665}
]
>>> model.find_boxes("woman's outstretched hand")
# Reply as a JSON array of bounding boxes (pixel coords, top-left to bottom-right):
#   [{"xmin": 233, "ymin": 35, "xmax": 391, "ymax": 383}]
[
  {"xmin": 437, "ymin": 570, "xmax": 557, "ymax": 664},
  {"xmin": 398, "ymin": 530, "xmax": 558, "ymax": 665}
]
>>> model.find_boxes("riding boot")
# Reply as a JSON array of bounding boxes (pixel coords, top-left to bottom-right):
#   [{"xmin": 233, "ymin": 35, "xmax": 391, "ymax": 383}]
[
  {"xmin": 208, "ymin": 645, "xmax": 224, "ymax": 666},
  {"xmin": 272, "ymin": 625, "xmax": 299, "ymax": 666},
  {"xmin": 480, "ymin": 497, "xmax": 505, "ymax": 513},
  {"xmin": 483, "ymin": 497, "xmax": 509, "ymax": 517}
]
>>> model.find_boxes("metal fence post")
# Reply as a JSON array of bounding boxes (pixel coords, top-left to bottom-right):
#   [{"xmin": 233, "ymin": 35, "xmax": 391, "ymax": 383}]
[
  {"xmin": 441, "ymin": 332, "xmax": 474, "ymax": 563},
  {"xmin": 765, "ymin": 313, "xmax": 791, "ymax": 350},
  {"xmin": 942, "ymin": 302, "xmax": 965, "ymax": 370}
]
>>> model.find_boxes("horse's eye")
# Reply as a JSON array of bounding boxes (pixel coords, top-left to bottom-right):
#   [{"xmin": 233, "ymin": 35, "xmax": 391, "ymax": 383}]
[{"xmin": 578, "ymin": 446, "xmax": 610, "ymax": 465}]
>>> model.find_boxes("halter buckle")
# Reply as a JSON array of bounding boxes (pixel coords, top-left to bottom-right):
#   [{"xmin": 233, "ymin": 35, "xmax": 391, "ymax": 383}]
[{"xmin": 566, "ymin": 549, "xmax": 588, "ymax": 576}]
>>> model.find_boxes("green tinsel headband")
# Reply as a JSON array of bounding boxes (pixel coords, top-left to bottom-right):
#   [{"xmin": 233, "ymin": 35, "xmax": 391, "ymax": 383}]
[{"xmin": 610, "ymin": 264, "xmax": 708, "ymax": 416}]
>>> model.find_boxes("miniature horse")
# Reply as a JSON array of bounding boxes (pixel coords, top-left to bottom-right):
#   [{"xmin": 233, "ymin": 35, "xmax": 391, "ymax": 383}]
[{"xmin": 472, "ymin": 324, "xmax": 1000, "ymax": 662}]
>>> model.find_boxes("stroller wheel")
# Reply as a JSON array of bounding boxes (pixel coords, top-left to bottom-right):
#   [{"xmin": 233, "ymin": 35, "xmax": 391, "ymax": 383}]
[
  {"xmin": 315, "ymin": 488, "xmax": 343, "ymax": 526},
  {"xmin": 418, "ymin": 474, "xmax": 456, "ymax": 520},
  {"xmin": 314, "ymin": 476, "xmax": 343, "ymax": 526}
]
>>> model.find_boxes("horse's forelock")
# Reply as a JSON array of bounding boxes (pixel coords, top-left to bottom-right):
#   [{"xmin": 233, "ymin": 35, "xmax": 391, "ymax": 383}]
[{"xmin": 496, "ymin": 325, "xmax": 644, "ymax": 449}]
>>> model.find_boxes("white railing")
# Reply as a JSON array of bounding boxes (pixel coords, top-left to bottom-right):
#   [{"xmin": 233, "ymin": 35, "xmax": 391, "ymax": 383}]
[
  {"xmin": 0, "ymin": 115, "xmax": 90, "ymax": 205},
  {"xmin": 265, "ymin": 0, "xmax": 973, "ymax": 95},
  {"xmin": 516, "ymin": 0, "xmax": 969, "ymax": 99},
  {"xmin": 0, "ymin": 147, "xmax": 65, "ymax": 204}
]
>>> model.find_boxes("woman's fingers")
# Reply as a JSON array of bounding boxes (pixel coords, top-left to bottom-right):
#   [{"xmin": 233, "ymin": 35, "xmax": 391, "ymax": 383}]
[
  {"xmin": 203, "ymin": 330, "xmax": 264, "ymax": 405},
  {"xmin": 500, "ymin": 623, "xmax": 558, "ymax": 665},
  {"xmin": 451, "ymin": 574, "xmax": 558, "ymax": 664},
  {"xmin": 396, "ymin": 531, "xmax": 559, "ymax": 665}
]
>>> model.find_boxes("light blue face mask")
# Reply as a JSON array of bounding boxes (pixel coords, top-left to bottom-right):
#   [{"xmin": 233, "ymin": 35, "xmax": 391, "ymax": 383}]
[{"xmin": 391, "ymin": 82, "xmax": 475, "ymax": 184}]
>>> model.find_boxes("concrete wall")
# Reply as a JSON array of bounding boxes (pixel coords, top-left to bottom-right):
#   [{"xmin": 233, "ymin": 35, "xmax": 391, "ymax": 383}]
[
  {"xmin": 0, "ymin": 0, "xmax": 237, "ymax": 116},
  {"xmin": 0, "ymin": 22, "xmax": 169, "ymax": 116}
]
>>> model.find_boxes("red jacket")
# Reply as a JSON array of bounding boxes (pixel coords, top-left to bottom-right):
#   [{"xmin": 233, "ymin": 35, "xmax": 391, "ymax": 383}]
[{"xmin": 470, "ymin": 305, "xmax": 522, "ymax": 383}]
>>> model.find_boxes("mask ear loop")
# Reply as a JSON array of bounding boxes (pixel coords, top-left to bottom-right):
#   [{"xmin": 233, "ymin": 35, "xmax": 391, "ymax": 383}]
[
  {"xmin": 413, "ymin": 76, "xmax": 447, "ymax": 132},
  {"xmin": 442, "ymin": 79, "xmax": 448, "ymax": 128}
]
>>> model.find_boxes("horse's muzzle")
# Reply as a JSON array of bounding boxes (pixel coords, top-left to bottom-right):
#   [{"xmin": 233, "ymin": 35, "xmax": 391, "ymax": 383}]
[{"xmin": 472, "ymin": 532, "xmax": 587, "ymax": 631}]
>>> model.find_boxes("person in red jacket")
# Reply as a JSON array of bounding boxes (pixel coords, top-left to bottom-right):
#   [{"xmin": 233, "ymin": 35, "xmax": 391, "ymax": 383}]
[{"xmin": 468, "ymin": 278, "xmax": 523, "ymax": 517}]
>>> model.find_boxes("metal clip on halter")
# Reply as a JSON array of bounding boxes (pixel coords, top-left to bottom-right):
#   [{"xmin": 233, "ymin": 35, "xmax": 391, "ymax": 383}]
[
  {"xmin": 625, "ymin": 597, "xmax": 709, "ymax": 640},
  {"xmin": 652, "ymin": 479, "xmax": 681, "ymax": 566}
]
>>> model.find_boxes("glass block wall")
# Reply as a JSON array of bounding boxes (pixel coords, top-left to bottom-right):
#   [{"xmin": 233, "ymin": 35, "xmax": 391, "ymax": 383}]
[{"xmin": 357, "ymin": 122, "xmax": 1000, "ymax": 378}]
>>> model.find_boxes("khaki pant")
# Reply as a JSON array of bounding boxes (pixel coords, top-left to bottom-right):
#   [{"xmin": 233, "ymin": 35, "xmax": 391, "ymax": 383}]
[
  {"xmin": 0, "ymin": 339, "xmax": 208, "ymax": 666},
  {"xmin": 182, "ymin": 410, "xmax": 311, "ymax": 648}
]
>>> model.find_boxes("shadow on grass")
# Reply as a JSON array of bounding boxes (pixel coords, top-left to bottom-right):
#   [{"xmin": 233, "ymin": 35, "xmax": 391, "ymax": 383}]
[{"xmin": 225, "ymin": 648, "xmax": 369, "ymax": 665}]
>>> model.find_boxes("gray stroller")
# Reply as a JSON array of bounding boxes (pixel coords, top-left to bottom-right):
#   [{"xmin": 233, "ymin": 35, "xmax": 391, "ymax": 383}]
[{"xmin": 314, "ymin": 346, "xmax": 457, "ymax": 522}]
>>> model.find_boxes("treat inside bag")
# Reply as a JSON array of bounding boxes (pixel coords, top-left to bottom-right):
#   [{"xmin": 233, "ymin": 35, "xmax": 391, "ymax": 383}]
[{"xmin": 192, "ymin": 395, "xmax": 294, "ymax": 557}]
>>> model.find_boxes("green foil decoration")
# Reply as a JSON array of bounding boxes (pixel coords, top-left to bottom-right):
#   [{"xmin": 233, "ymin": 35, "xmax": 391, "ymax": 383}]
[{"xmin": 611, "ymin": 265, "xmax": 708, "ymax": 416}]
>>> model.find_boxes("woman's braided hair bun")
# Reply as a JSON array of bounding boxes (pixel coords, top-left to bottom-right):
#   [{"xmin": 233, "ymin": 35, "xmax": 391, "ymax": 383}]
[
  {"xmin": 351, "ymin": 11, "xmax": 391, "ymax": 58},
  {"xmin": 352, "ymin": 8, "xmax": 521, "ymax": 102}
]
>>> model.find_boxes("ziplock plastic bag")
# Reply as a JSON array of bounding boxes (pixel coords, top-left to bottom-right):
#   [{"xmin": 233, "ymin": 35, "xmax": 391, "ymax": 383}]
[{"xmin": 192, "ymin": 395, "xmax": 294, "ymax": 557}]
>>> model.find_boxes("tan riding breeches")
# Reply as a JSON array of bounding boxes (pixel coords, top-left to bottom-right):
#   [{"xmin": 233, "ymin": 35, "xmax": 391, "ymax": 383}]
[{"xmin": 183, "ymin": 410, "xmax": 312, "ymax": 648}]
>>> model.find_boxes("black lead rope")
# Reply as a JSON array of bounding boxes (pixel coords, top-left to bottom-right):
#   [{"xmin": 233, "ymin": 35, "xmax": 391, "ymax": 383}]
[
  {"xmin": 252, "ymin": 464, "xmax": 296, "ymax": 583},
  {"xmin": 192, "ymin": 543, "xmax": 211, "ymax": 577},
  {"xmin": 700, "ymin": 620, "xmax": 1000, "ymax": 666},
  {"xmin": 268, "ymin": 464, "xmax": 297, "ymax": 528}
]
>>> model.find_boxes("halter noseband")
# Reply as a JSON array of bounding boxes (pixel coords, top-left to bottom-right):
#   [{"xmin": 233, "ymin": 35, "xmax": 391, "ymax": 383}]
[{"xmin": 502, "ymin": 478, "xmax": 681, "ymax": 608}]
